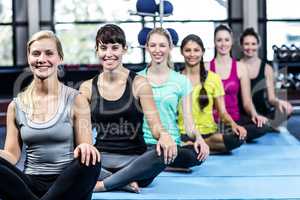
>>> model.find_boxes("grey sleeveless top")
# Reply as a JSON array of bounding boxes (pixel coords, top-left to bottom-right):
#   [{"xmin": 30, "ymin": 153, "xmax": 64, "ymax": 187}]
[{"xmin": 14, "ymin": 84, "xmax": 79, "ymax": 175}]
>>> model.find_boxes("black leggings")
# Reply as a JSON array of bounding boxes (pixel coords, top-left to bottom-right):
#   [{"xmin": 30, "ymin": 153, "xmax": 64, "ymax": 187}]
[
  {"xmin": 148, "ymin": 144, "xmax": 203, "ymax": 168},
  {"xmin": 182, "ymin": 128, "xmax": 244, "ymax": 153},
  {"xmin": 0, "ymin": 157, "xmax": 101, "ymax": 200},
  {"xmin": 101, "ymin": 149, "xmax": 166, "ymax": 190},
  {"xmin": 236, "ymin": 114, "xmax": 269, "ymax": 142},
  {"xmin": 169, "ymin": 145, "xmax": 203, "ymax": 168}
]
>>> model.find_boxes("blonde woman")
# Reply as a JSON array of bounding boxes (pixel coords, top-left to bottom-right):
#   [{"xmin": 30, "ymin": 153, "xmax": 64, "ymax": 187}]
[
  {"xmin": 0, "ymin": 30, "xmax": 100, "ymax": 200},
  {"xmin": 139, "ymin": 28, "xmax": 209, "ymax": 171}
]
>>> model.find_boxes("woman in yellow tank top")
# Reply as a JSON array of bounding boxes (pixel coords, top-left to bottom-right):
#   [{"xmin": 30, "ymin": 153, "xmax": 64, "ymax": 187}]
[{"xmin": 178, "ymin": 34, "xmax": 247, "ymax": 153}]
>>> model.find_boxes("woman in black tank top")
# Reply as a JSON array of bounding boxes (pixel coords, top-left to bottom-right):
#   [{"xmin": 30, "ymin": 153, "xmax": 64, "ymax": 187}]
[
  {"xmin": 80, "ymin": 24, "xmax": 177, "ymax": 193},
  {"xmin": 240, "ymin": 28, "xmax": 293, "ymax": 130}
]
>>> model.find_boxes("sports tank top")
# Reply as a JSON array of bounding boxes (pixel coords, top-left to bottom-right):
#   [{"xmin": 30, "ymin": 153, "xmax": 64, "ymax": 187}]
[
  {"xmin": 14, "ymin": 84, "xmax": 79, "ymax": 175},
  {"xmin": 210, "ymin": 58, "xmax": 241, "ymax": 121},
  {"xmin": 91, "ymin": 71, "xmax": 146, "ymax": 155},
  {"xmin": 250, "ymin": 61, "xmax": 272, "ymax": 114}
]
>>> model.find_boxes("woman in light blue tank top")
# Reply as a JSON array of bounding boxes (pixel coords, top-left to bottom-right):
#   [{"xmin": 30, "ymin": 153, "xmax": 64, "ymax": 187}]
[
  {"xmin": 139, "ymin": 27, "xmax": 210, "ymax": 172},
  {"xmin": 0, "ymin": 30, "xmax": 100, "ymax": 200}
]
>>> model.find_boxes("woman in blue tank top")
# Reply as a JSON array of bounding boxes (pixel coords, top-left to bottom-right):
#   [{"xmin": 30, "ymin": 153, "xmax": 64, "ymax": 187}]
[
  {"xmin": 80, "ymin": 24, "xmax": 177, "ymax": 193},
  {"xmin": 0, "ymin": 31, "xmax": 101, "ymax": 200}
]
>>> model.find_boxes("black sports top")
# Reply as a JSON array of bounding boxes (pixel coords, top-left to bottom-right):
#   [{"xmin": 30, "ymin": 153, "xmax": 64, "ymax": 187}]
[
  {"xmin": 91, "ymin": 71, "xmax": 147, "ymax": 155},
  {"xmin": 250, "ymin": 61, "xmax": 272, "ymax": 114}
]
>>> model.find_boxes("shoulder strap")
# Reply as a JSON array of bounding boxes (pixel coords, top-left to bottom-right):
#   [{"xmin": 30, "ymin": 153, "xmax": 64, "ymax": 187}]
[{"xmin": 258, "ymin": 60, "xmax": 266, "ymax": 78}]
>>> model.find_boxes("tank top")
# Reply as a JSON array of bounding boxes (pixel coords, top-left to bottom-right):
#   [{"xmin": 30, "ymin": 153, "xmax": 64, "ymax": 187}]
[
  {"xmin": 210, "ymin": 58, "xmax": 241, "ymax": 121},
  {"xmin": 250, "ymin": 61, "xmax": 272, "ymax": 114},
  {"xmin": 91, "ymin": 71, "xmax": 146, "ymax": 155},
  {"xmin": 14, "ymin": 84, "xmax": 79, "ymax": 175}
]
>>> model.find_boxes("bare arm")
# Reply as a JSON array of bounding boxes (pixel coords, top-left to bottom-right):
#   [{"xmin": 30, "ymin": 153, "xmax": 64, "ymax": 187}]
[
  {"xmin": 79, "ymin": 79, "xmax": 93, "ymax": 102},
  {"xmin": 133, "ymin": 76, "xmax": 165, "ymax": 139},
  {"xmin": 265, "ymin": 64, "xmax": 293, "ymax": 114},
  {"xmin": 73, "ymin": 94, "xmax": 93, "ymax": 145},
  {"xmin": 215, "ymin": 96, "xmax": 236, "ymax": 126},
  {"xmin": 133, "ymin": 75, "xmax": 177, "ymax": 164},
  {"xmin": 181, "ymin": 94, "xmax": 200, "ymax": 139},
  {"xmin": 215, "ymin": 96, "xmax": 247, "ymax": 139},
  {"xmin": 72, "ymin": 94, "xmax": 100, "ymax": 166},
  {"xmin": 265, "ymin": 64, "xmax": 278, "ymax": 106},
  {"xmin": 0, "ymin": 101, "xmax": 22, "ymax": 165},
  {"xmin": 238, "ymin": 62, "xmax": 268, "ymax": 126},
  {"xmin": 237, "ymin": 62, "xmax": 257, "ymax": 117},
  {"xmin": 182, "ymin": 94, "xmax": 209, "ymax": 160}
]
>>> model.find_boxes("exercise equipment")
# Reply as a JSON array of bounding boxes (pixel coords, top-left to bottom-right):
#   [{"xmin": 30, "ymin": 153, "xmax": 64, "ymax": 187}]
[
  {"xmin": 136, "ymin": 0, "xmax": 156, "ymax": 14},
  {"xmin": 290, "ymin": 44, "xmax": 300, "ymax": 62},
  {"xmin": 166, "ymin": 28, "xmax": 179, "ymax": 46},
  {"xmin": 138, "ymin": 27, "xmax": 152, "ymax": 46},
  {"xmin": 156, "ymin": 0, "xmax": 173, "ymax": 14}
]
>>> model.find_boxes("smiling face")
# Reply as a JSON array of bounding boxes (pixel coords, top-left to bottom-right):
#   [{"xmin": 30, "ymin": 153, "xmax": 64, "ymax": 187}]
[
  {"xmin": 241, "ymin": 35, "xmax": 259, "ymax": 58},
  {"xmin": 28, "ymin": 38, "xmax": 62, "ymax": 80},
  {"xmin": 214, "ymin": 30, "xmax": 233, "ymax": 56},
  {"xmin": 96, "ymin": 42, "xmax": 126, "ymax": 71},
  {"xmin": 146, "ymin": 33, "xmax": 171, "ymax": 65},
  {"xmin": 181, "ymin": 40, "xmax": 204, "ymax": 67}
]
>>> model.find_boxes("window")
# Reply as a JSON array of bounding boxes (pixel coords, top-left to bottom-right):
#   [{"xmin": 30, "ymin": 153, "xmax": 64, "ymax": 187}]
[
  {"xmin": 266, "ymin": 0, "xmax": 300, "ymax": 60},
  {"xmin": 54, "ymin": 0, "xmax": 229, "ymax": 65},
  {"xmin": 0, "ymin": 0, "xmax": 13, "ymax": 66}
]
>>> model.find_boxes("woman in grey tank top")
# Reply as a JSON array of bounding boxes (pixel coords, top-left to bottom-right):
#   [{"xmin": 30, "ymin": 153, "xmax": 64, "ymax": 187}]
[{"xmin": 0, "ymin": 30, "xmax": 101, "ymax": 200}]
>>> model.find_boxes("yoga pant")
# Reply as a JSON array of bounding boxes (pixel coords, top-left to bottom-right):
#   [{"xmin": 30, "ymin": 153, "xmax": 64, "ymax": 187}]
[
  {"xmin": 236, "ymin": 114, "xmax": 269, "ymax": 142},
  {"xmin": 0, "ymin": 156, "xmax": 101, "ymax": 200},
  {"xmin": 147, "ymin": 144, "xmax": 203, "ymax": 168},
  {"xmin": 99, "ymin": 149, "xmax": 166, "ymax": 190},
  {"xmin": 181, "ymin": 122, "xmax": 244, "ymax": 152}
]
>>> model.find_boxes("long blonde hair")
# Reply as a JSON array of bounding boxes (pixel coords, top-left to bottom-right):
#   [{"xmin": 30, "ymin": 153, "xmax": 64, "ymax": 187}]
[
  {"xmin": 146, "ymin": 27, "xmax": 174, "ymax": 69},
  {"xmin": 18, "ymin": 30, "xmax": 63, "ymax": 116}
]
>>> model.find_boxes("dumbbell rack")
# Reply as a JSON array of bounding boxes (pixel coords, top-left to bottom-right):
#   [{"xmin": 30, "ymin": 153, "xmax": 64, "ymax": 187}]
[
  {"xmin": 273, "ymin": 45, "xmax": 300, "ymax": 109},
  {"xmin": 129, "ymin": 0, "xmax": 172, "ymax": 64}
]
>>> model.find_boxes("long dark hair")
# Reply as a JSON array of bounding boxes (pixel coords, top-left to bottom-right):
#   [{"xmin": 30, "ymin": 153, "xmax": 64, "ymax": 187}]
[
  {"xmin": 214, "ymin": 24, "xmax": 233, "ymax": 57},
  {"xmin": 181, "ymin": 34, "xmax": 208, "ymax": 111}
]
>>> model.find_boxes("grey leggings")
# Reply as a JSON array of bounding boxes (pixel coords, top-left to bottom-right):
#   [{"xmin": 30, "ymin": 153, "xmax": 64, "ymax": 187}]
[{"xmin": 99, "ymin": 149, "xmax": 166, "ymax": 191}]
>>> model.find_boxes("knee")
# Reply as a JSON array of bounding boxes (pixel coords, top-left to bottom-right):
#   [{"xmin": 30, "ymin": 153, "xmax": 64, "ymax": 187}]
[
  {"xmin": 148, "ymin": 150, "xmax": 166, "ymax": 167},
  {"xmin": 194, "ymin": 159, "xmax": 203, "ymax": 166},
  {"xmin": 184, "ymin": 147, "xmax": 203, "ymax": 166},
  {"xmin": 74, "ymin": 158, "xmax": 101, "ymax": 177},
  {"xmin": 246, "ymin": 126, "xmax": 268, "ymax": 141},
  {"xmin": 223, "ymin": 133, "xmax": 244, "ymax": 151}
]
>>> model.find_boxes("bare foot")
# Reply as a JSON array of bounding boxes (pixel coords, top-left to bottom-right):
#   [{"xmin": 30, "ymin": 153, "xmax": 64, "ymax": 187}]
[
  {"xmin": 122, "ymin": 181, "xmax": 140, "ymax": 193},
  {"xmin": 93, "ymin": 181, "xmax": 106, "ymax": 192}
]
